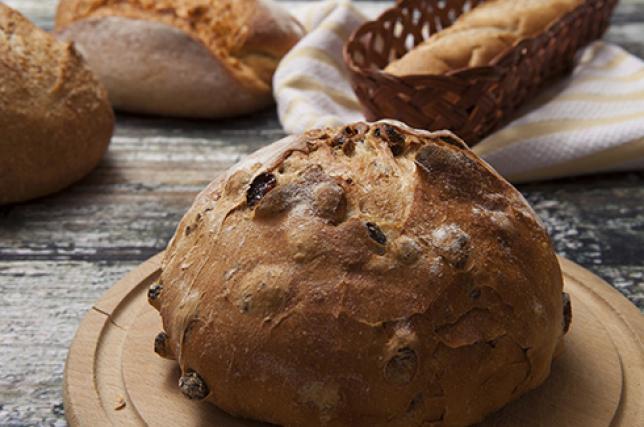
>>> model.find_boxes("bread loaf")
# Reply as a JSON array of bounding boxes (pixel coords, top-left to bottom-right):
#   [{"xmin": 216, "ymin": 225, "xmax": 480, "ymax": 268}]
[
  {"xmin": 54, "ymin": 0, "xmax": 304, "ymax": 118},
  {"xmin": 386, "ymin": 0, "xmax": 583, "ymax": 76},
  {"xmin": 149, "ymin": 120, "xmax": 569, "ymax": 426},
  {"xmin": 0, "ymin": 4, "xmax": 113, "ymax": 205}
]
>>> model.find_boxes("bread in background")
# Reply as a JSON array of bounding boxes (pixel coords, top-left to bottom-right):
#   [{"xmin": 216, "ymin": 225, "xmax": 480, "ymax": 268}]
[
  {"xmin": 0, "ymin": 3, "xmax": 113, "ymax": 205},
  {"xmin": 386, "ymin": 0, "xmax": 583, "ymax": 76},
  {"xmin": 55, "ymin": 0, "xmax": 305, "ymax": 118}
]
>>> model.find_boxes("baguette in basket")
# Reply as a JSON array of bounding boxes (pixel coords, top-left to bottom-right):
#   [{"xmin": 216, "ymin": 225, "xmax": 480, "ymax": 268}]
[
  {"xmin": 344, "ymin": 0, "xmax": 617, "ymax": 144},
  {"xmin": 386, "ymin": 0, "xmax": 583, "ymax": 76}
]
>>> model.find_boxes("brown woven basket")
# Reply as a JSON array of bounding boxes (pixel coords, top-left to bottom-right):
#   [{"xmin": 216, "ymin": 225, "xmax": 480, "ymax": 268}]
[{"xmin": 343, "ymin": 0, "xmax": 618, "ymax": 145}]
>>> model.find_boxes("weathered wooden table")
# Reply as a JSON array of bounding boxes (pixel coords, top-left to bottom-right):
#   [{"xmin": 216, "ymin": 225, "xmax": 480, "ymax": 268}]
[{"xmin": 1, "ymin": 0, "xmax": 643, "ymax": 425}]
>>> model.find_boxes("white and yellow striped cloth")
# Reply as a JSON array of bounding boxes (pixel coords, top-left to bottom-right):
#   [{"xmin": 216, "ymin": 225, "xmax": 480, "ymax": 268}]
[{"xmin": 274, "ymin": 0, "xmax": 644, "ymax": 183}]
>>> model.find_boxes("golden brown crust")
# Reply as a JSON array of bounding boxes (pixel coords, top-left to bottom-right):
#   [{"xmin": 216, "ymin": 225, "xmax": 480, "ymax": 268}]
[
  {"xmin": 385, "ymin": 0, "xmax": 583, "ymax": 76},
  {"xmin": 152, "ymin": 120, "xmax": 566, "ymax": 426},
  {"xmin": 55, "ymin": 0, "xmax": 304, "ymax": 94},
  {"xmin": 57, "ymin": 16, "xmax": 276, "ymax": 118},
  {"xmin": 0, "ymin": 3, "xmax": 113, "ymax": 205}
]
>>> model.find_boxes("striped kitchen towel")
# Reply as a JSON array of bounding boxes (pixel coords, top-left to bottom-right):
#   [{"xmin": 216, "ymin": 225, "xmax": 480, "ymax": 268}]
[{"xmin": 274, "ymin": 0, "xmax": 644, "ymax": 183}]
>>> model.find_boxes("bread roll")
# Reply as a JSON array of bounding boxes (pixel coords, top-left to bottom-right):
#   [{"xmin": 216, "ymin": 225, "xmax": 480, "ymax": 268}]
[
  {"xmin": 0, "ymin": 4, "xmax": 113, "ymax": 205},
  {"xmin": 386, "ymin": 0, "xmax": 582, "ymax": 76},
  {"xmin": 55, "ymin": 0, "xmax": 305, "ymax": 118},
  {"xmin": 149, "ymin": 120, "xmax": 569, "ymax": 426}
]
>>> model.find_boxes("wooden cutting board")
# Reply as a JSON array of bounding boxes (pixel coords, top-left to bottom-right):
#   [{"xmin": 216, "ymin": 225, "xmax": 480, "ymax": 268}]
[{"xmin": 63, "ymin": 254, "xmax": 643, "ymax": 427}]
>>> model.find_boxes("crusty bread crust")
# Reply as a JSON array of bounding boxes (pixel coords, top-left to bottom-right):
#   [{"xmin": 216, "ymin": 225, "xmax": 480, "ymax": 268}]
[
  {"xmin": 57, "ymin": 17, "xmax": 274, "ymax": 117},
  {"xmin": 386, "ymin": 0, "xmax": 583, "ymax": 76},
  {"xmin": 55, "ymin": 0, "xmax": 304, "ymax": 117},
  {"xmin": 0, "ymin": 4, "xmax": 113, "ymax": 205},
  {"xmin": 151, "ymin": 120, "xmax": 567, "ymax": 426}
]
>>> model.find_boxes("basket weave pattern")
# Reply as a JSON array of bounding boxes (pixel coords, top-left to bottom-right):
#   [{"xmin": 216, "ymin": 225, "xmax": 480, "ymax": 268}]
[{"xmin": 344, "ymin": 0, "xmax": 619, "ymax": 145}]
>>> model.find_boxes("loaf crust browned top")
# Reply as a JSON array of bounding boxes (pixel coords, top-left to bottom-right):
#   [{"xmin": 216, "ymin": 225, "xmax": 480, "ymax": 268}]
[
  {"xmin": 0, "ymin": 3, "xmax": 113, "ymax": 205},
  {"xmin": 386, "ymin": 0, "xmax": 583, "ymax": 76},
  {"xmin": 150, "ymin": 120, "xmax": 568, "ymax": 426},
  {"xmin": 55, "ymin": 0, "xmax": 304, "ymax": 117}
]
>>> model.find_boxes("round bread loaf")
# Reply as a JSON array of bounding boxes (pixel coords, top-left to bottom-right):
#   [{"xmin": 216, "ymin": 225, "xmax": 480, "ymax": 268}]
[
  {"xmin": 55, "ymin": 0, "xmax": 305, "ymax": 118},
  {"xmin": 0, "ymin": 4, "xmax": 113, "ymax": 205},
  {"xmin": 150, "ymin": 120, "xmax": 570, "ymax": 426}
]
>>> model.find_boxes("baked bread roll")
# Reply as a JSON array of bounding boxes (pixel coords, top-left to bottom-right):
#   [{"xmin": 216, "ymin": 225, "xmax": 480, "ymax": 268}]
[
  {"xmin": 54, "ymin": 0, "xmax": 305, "ymax": 118},
  {"xmin": 0, "ymin": 4, "xmax": 113, "ymax": 205},
  {"xmin": 150, "ymin": 120, "xmax": 570, "ymax": 426},
  {"xmin": 386, "ymin": 0, "xmax": 582, "ymax": 76}
]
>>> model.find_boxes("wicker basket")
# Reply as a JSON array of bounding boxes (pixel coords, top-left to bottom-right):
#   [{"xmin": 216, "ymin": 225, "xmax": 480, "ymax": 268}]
[{"xmin": 343, "ymin": 0, "xmax": 618, "ymax": 145}]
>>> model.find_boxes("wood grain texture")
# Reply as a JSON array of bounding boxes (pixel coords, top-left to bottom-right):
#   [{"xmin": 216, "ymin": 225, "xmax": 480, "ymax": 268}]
[
  {"xmin": 1, "ymin": 1, "xmax": 643, "ymax": 426},
  {"xmin": 61, "ymin": 255, "xmax": 643, "ymax": 427}
]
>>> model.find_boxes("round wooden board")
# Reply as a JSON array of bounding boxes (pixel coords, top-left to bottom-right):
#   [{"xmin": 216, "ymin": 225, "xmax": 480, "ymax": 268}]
[{"xmin": 63, "ymin": 254, "xmax": 644, "ymax": 427}]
